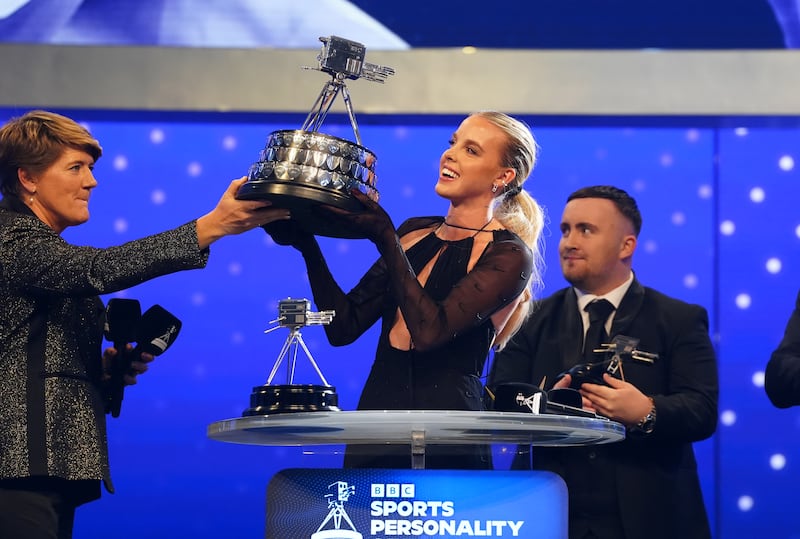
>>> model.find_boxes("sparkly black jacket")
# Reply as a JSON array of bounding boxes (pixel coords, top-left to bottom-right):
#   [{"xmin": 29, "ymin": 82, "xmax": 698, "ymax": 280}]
[{"xmin": 0, "ymin": 196, "xmax": 208, "ymax": 504}]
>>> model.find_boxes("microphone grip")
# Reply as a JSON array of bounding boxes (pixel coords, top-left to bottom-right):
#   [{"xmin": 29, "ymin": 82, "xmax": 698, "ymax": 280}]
[{"xmin": 107, "ymin": 340, "xmax": 134, "ymax": 418}]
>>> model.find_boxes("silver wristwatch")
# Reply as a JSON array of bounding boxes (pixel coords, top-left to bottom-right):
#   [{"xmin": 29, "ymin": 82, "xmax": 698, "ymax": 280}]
[{"xmin": 633, "ymin": 398, "xmax": 657, "ymax": 434}]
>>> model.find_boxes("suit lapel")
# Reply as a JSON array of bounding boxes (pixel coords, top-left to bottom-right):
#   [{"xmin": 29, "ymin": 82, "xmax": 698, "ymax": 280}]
[
  {"xmin": 560, "ymin": 288, "xmax": 584, "ymax": 370},
  {"xmin": 610, "ymin": 278, "xmax": 645, "ymax": 338}
]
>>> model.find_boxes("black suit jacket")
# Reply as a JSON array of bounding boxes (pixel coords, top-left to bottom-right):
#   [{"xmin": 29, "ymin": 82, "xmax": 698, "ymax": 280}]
[
  {"xmin": 490, "ymin": 278, "xmax": 718, "ymax": 539},
  {"xmin": 765, "ymin": 290, "xmax": 800, "ymax": 408}
]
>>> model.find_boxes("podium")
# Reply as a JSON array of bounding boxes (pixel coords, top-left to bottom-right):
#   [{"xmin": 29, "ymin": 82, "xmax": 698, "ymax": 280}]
[{"xmin": 208, "ymin": 411, "xmax": 624, "ymax": 539}]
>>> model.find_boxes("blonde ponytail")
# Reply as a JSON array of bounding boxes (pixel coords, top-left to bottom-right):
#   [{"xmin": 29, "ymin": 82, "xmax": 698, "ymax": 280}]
[
  {"xmin": 471, "ymin": 111, "xmax": 546, "ymax": 350},
  {"xmin": 494, "ymin": 189, "xmax": 545, "ymax": 350}
]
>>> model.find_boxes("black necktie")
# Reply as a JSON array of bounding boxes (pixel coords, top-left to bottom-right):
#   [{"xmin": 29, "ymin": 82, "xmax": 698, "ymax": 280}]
[{"xmin": 583, "ymin": 299, "xmax": 615, "ymax": 364}]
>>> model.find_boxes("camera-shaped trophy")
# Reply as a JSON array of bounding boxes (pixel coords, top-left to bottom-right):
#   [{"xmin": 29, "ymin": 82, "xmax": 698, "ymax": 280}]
[
  {"xmin": 558, "ymin": 335, "xmax": 659, "ymax": 389},
  {"xmin": 237, "ymin": 36, "xmax": 394, "ymax": 238},
  {"xmin": 243, "ymin": 298, "xmax": 340, "ymax": 415}
]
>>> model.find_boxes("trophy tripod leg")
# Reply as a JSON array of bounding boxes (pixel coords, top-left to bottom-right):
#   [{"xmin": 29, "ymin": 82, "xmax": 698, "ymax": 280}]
[
  {"xmin": 287, "ymin": 333, "xmax": 300, "ymax": 384},
  {"xmin": 294, "ymin": 332, "xmax": 331, "ymax": 386},
  {"xmin": 339, "ymin": 84, "xmax": 363, "ymax": 146},
  {"xmin": 302, "ymin": 80, "xmax": 343, "ymax": 133},
  {"xmin": 265, "ymin": 332, "xmax": 296, "ymax": 385}
]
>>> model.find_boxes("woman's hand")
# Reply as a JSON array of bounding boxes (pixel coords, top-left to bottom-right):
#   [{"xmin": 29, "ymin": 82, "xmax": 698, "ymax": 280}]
[
  {"xmin": 102, "ymin": 346, "xmax": 155, "ymax": 386},
  {"xmin": 313, "ymin": 189, "xmax": 395, "ymax": 244},
  {"xmin": 262, "ymin": 217, "xmax": 316, "ymax": 251},
  {"xmin": 196, "ymin": 177, "xmax": 290, "ymax": 249}
]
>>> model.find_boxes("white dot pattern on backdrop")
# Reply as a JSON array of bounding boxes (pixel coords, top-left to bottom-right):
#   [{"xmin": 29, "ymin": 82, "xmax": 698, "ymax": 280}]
[
  {"xmin": 779, "ymin": 155, "xmax": 794, "ymax": 171},
  {"xmin": 112, "ymin": 155, "xmax": 128, "ymax": 171},
  {"xmin": 770, "ymin": 454, "xmax": 786, "ymax": 471},
  {"xmin": 736, "ymin": 293, "xmax": 752, "ymax": 309},
  {"xmin": 738, "ymin": 496, "xmax": 754, "ymax": 512},
  {"xmin": 720, "ymin": 220, "xmax": 736, "ymax": 235},
  {"xmin": 23, "ymin": 117, "xmax": 796, "ymax": 539},
  {"xmin": 721, "ymin": 410, "xmax": 737, "ymax": 427},
  {"xmin": 766, "ymin": 257, "xmax": 782, "ymax": 274}
]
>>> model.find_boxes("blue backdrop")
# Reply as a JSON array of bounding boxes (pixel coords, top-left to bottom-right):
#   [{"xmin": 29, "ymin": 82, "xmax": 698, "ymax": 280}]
[{"xmin": 0, "ymin": 109, "xmax": 796, "ymax": 537}]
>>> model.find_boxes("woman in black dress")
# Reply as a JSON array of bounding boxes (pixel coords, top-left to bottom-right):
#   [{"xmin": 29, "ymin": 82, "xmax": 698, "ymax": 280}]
[{"xmin": 265, "ymin": 111, "xmax": 545, "ymax": 468}]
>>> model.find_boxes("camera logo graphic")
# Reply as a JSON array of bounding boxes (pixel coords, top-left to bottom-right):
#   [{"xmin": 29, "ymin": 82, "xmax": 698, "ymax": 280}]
[{"xmin": 311, "ymin": 480, "xmax": 362, "ymax": 539}]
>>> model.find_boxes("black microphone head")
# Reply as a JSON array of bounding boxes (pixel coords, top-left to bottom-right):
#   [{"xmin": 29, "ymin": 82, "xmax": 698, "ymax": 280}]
[
  {"xmin": 135, "ymin": 304, "xmax": 182, "ymax": 356},
  {"xmin": 491, "ymin": 382, "xmax": 547, "ymax": 414},
  {"xmin": 104, "ymin": 298, "xmax": 142, "ymax": 343},
  {"xmin": 547, "ymin": 387, "xmax": 583, "ymax": 409}
]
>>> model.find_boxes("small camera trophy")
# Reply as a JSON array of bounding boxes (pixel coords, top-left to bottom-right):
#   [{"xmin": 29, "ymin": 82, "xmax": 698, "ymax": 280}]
[
  {"xmin": 237, "ymin": 35, "xmax": 395, "ymax": 238},
  {"xmin": 558, "ymin": 335, "xmax": 659, "ymax": 389},
  {"xmin": 243, "ymin": 298, "xmax": 340, "ymax": 416}
]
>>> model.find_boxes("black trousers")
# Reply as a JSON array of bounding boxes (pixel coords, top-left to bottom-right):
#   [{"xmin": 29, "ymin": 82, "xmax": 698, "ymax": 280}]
[{"xmin": 0, "ymin": 485, "xmax": 76, "ymax": 539}]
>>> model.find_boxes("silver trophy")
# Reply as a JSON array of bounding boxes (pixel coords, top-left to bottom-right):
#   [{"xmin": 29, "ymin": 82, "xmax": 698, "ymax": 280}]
[
  {"xmin": 243, "ymin": 298, "xmax": 340, "ymax": 415},
  {"xmin": 237, "ymin": 36, "xmax": 394, "ymax": 238}
]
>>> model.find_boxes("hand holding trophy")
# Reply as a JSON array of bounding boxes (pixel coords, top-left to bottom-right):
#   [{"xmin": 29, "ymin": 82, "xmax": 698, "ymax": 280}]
[{"xmin": 237, "ymin": 36, "xmax": 395, "ymax": 238}]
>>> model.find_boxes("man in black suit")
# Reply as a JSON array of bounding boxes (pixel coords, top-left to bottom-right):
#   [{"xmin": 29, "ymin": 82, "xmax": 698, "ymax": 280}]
[
  {"xmin": 765, "ymin": 290, "xmax": 800, "ymax": 407},
  {"xmin": 489, "ymin": 185, "xmax": 718, "ymax": 539}
]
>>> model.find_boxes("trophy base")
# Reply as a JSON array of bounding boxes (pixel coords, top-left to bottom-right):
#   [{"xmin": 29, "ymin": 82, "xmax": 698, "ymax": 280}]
[
  {"xmin": 237, "ymin": 181, "xmax": 367, "ymax": 239},
  {"xmin": 243, "ymin": 384, "xmax": 340, "ymax": 416}
]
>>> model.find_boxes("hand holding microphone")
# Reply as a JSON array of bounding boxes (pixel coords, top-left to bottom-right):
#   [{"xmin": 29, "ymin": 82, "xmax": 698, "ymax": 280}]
[
  {"xmin": 104, "ymin": 300, "xmax": 182, "ymax": 417},
  {"xmin": 104, "ymin": 298, "xmax": 141, "ymax": 416}
]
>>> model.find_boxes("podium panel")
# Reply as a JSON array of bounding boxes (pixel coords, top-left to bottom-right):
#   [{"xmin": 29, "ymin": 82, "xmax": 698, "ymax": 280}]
[{"xmin": 266, "ymin": 468, "xmax": 567, "ymax": 539}]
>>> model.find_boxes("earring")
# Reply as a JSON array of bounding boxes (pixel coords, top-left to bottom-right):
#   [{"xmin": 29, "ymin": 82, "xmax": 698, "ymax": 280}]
[
  {"xmin": 491, "ymin": 184, "xmax": 498, "ymax": 193},
  {"xmin": 29, "ymin": 196, "xmax": 33, "ymax": 204}
]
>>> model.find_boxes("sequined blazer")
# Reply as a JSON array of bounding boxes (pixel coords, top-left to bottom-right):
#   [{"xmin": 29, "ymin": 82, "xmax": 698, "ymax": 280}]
[{"xmin": 0, "ymin": 196, "xmax": 208, "ymax": 504}]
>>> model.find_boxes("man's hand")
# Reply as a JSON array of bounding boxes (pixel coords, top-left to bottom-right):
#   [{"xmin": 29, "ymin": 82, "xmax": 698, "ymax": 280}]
[{"xmin": 578, "ymin": 373, "xmax": 652, "ymax": 425}]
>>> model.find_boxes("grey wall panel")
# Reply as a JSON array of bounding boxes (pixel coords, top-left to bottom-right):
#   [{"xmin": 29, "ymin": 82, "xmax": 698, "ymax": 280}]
[{"xmin": 1, "ymin": 44, "xmax": 799, "ymax": 115}]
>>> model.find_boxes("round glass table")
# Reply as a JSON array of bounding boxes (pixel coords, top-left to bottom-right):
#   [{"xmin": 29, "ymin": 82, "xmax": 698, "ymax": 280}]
[{"xmin": 208, "ymin": 410, "xmax": 625, "ymax": 469}]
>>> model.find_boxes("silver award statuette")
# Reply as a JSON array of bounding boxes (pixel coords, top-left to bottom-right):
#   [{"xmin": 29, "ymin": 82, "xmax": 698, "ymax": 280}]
[
  {"xmin": 237, "ymin": 35, "xmax": 394, "ymax": 238},
  {"xmin": 243, "ymin": 298, "xmax": 340, "ymax": 415}
]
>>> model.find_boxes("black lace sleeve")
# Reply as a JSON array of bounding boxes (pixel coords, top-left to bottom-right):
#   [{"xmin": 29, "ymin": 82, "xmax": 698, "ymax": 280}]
[
  {"xmin": 298, "ymin": 237, "xmax": 388, "ymax": 347},
  {"xmin": 377, "ymin": 226, "xmax": 533, "ymax": 352},
  {"xmin": 297, "ymin": 217, "xmax": 440, "ymax": 346},
  {"xmin": 300, "ymin": 217, "xmax": 532, "ymax": 351}
]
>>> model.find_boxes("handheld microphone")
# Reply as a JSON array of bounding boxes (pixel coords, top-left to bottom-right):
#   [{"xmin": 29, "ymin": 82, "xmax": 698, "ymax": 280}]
[
  {"xmin": 104, "ymin": 298, "xmax": 142, "ymax": 348},
  {"xmin": 132, "ymin": 304, "xmax": 183, "ymax": 357},
  {"xmin": 107, "ymin": 304, "xmax": 182, "ymax": 418},
  {"xmin": 104, "ymin": 299, "xmax": 142, "ymax": 415}
]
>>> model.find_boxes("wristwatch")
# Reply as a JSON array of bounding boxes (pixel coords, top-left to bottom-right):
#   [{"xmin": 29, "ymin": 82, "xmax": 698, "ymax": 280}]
[{"xmin": 632, "ymin": 397, "xmax": 657, "ymax": 434}]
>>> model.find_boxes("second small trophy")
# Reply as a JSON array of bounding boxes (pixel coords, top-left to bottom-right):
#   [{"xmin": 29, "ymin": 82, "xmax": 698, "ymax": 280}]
[{"xmin": 243, "ymin": 298, "xmax": 340, "ymax": 416}]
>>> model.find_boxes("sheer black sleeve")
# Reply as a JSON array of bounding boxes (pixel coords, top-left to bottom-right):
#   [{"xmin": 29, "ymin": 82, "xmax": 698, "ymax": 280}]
[
  {"xmin": 375, "ymin": 224, "xmax": 533, "ymax": 352},
  {"xmin": 299, "ymin": 238, "xmax": 388, "ymax": 347},
  {"xmin": 297, "ymin": 217, "xmax": 436, "ymax": 346},
  {"xmin": 299, "ymin": 217, "xmax": 533, "ymax": 351}
]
